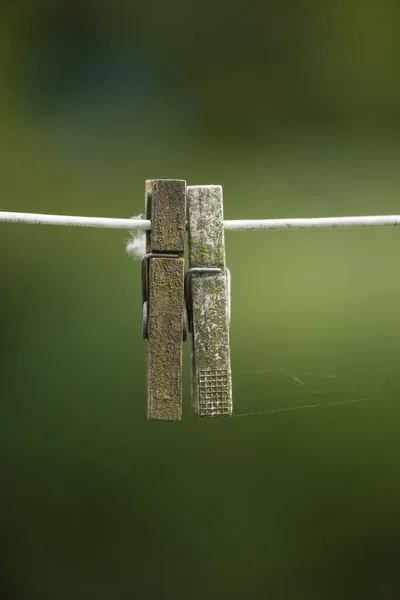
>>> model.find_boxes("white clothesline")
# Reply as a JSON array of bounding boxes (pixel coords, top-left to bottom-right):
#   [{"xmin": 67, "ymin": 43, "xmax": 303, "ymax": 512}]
[{"xmin": 1, "ymin": 211, "xmax": 400, "ymax": 231}]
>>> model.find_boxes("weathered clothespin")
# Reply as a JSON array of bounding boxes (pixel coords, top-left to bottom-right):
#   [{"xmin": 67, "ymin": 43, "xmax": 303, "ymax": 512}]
[
  {"xmin": 186, "ymin": 185, "xmax": 232, "ymax": 417},
  {"xmin": 142, "ymin": 179, "xmax": 186, "ymax": 420}
]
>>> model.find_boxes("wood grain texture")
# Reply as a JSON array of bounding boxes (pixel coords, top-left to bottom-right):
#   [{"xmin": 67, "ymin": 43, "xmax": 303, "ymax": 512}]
[
  {"xmin": 145, "ymin": 179, "xmax": 186, "ymax": 421},
  {"xmin": 187, "ymin": 185, "xmax": 232, "ymax": 417},
  {"xmin": 147, "ymin": 257, "xmax": 185, "ymax": 420},
  {"xmin": 146, "ymin": 179, "xmax": 186, "ymax": 253}
]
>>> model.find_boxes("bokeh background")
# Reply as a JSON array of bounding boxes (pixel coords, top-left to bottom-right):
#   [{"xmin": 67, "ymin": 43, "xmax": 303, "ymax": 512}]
[{"xmin": 2, "ymin": 1, "xmax": 400, "ymax": 598}]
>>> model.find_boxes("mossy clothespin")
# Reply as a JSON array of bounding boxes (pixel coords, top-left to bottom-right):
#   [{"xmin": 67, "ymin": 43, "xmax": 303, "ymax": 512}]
[
  {"xmin": 186, "ymin": 185, "xmax": 232, "ymax": 417},
  {"xmin": 142, "ymin": 179, "xmax": 186, "ymax": 420}
]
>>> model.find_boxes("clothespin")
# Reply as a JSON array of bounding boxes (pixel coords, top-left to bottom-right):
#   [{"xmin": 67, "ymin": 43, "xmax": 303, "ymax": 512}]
[
  {"xmin": 142, "ymin": 179, "xmax": 186, "ymax": 420},
  {"xmin": 186, "ymin": 185, "xmax": 232, "ymax": 417}
]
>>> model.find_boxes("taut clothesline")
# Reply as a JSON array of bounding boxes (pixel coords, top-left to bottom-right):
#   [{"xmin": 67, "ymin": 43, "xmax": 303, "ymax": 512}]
[{"xmin": 2, "ymin": 211, "xmax": 400, "ymax": 231}]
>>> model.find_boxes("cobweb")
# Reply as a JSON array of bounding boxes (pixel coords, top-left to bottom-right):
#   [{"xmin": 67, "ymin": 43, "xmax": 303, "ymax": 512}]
[{"xmin": 232, "ymin": 365, "xmax": 394, "ymax": 418}]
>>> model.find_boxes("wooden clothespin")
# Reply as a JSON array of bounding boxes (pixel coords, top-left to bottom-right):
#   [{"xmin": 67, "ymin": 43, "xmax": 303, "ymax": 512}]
[
  {"xmin": 186, "ymin": 185, "xmax": 232, "ymax": 417},
  {"xmin": 142, "ymin": 179, "xmax": 186, "ymax": 420}
]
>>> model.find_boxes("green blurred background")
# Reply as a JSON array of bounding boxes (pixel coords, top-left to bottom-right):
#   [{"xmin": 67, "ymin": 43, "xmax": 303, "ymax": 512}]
[{"xmin": 2, "ymin": 1, "xmax": 400, "ymax": 598}]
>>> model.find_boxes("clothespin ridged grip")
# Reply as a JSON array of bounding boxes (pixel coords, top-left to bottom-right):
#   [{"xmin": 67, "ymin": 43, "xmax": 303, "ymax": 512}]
[
  {"xmin": 187, "ymin": 185, "xmax": 232, "ymax": 417},
  {"xmin": 144, "ymin": 180, "xmax": 186, "ymax": 420}
]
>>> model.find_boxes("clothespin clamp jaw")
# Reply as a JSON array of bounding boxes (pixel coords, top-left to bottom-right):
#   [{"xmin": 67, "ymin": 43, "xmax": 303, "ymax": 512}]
[
  {"xmin": 143, "ymin": 179, "xmax": 186, "ymax": 421},
  {"xmin": 186, "ymin": 185, "xmax": 233, "ymax": 418},
  {"xmin": 185, "ymin": 267, "xmax": 231, "ymax": 335},
  {"xmin": 142, "ymin": 252, "xmax": 181, "ymax": 340}
]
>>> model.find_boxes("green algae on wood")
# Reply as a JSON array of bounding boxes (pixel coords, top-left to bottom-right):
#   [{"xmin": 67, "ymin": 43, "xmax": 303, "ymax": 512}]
[
  {"xmin": 145, "ymin": 179, "xmax": 186, "ymax": 421},
  {"xmin": 146, "ymin": 179, "xmax": 186, "ymax": 254},
  {"xmin": 187, "ymin": 185, "xmax": 232, "ymax": 417},
  {"xmin": 147, "ymin": 257, "xmax": 185, "ymax": 420}
]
